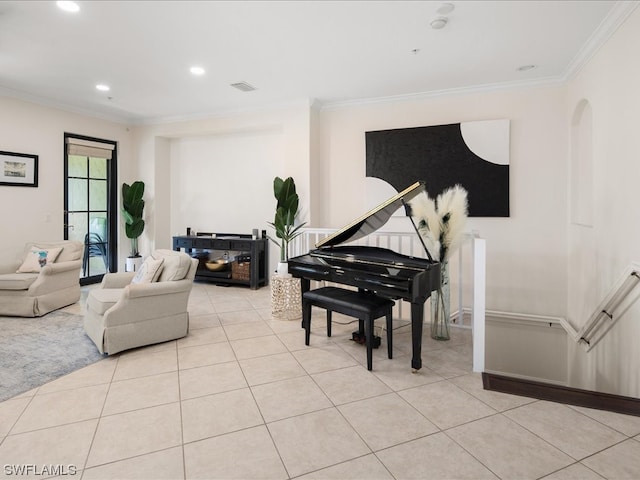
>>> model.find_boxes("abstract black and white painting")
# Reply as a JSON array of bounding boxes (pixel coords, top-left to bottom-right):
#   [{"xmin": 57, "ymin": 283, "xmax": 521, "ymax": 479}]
[{"xmin": 365, "ymin": 120, "xmax": 510, "ymax": 217}]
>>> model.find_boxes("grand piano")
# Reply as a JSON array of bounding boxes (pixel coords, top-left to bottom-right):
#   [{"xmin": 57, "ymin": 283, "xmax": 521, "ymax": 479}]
[{"xmin": 288, "ymin": 181, "xmax": 441, "ymax": 370}]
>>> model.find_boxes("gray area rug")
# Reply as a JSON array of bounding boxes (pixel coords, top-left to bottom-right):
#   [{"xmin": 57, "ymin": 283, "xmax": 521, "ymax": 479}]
[{"xmin": 0, "ymin": 310, "xmax": 105, "ymax": 402}]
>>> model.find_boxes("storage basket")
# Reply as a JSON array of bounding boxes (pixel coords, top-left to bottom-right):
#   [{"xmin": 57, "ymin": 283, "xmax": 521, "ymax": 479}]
[{"xmin": 231, "ymin": 260, "xmax": 251, "ymax": 281}]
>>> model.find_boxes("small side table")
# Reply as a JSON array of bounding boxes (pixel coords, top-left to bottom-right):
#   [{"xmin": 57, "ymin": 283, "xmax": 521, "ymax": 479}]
[{"xmin": 271, "ymin": 275, "xmax": 302, "ymax": 320}]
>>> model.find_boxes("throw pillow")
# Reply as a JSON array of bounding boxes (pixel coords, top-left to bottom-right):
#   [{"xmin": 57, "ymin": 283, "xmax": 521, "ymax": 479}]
[
  {"xmin": 35, "ymin": 246, "xmax": 63, "ymax": 263},
  {"xmin": 16, "ymin": 247, "xmax": 63, "ymax": 273},
  {"xmin": 131, "ymin": 257, "xmax": 164, "ymax": 284},
  {"xmin": 154, "ymin": 252, "xmax": 192, "ymax": 281}
]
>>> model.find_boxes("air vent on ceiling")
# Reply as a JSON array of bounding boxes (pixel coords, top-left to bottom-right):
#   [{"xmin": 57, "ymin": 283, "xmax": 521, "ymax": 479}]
[{"xmin": 230, "ymin": 81, "xmax": 256, "ymax": 92}]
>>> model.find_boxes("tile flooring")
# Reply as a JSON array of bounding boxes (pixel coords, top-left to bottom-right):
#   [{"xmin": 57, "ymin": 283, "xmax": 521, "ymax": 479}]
[{"xmin": 1, "ymin": 283, "xmax": 640, "ymax": 479}]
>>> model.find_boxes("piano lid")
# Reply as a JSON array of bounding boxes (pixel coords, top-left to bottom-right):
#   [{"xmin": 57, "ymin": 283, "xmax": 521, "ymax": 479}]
[{"xmin": 316, "ymin": 181, "xmax": 426, "ymax": 249}]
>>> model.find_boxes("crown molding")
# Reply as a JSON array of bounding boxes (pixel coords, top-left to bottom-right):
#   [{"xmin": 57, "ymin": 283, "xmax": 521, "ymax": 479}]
[
  {"xmin": 133, "ymin": 98, "xmax": 318, "ymax": 126},
  {"xmin": 319, "ymin": 76, "xmax": 565, "ymax": 111},
  {"xmin": 562, "ymin": 0, "xmax": 639, "ymax": 81},
  {"xmin": 0, "ymin": 86, "xmax": 133, "ymax": 125}
]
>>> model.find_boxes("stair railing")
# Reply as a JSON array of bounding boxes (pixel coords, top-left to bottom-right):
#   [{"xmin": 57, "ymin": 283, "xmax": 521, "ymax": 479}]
[{"xmin": 575, "ymin": 262, "xmax": 640, "ymax": 351}]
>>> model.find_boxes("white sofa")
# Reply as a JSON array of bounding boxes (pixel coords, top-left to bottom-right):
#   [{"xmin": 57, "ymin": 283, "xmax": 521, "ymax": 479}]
[
  {"xmin": 0, "ymin": 241, "xmax": 83, "ymax": 317},
  {"xmin": 83, "ymin": 249, "xmax": 198, "ymax": 355}
]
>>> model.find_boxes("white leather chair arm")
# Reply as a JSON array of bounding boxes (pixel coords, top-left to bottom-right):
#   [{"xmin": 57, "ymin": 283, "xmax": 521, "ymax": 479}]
[{"xmin": 101, "ymin": 272, "xmax": 136, "ymax": 289}]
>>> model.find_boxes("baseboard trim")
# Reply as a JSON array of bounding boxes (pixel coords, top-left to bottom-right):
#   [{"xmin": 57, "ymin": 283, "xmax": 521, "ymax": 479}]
[
  {"xmin": 482, "ymin": 372, "xmax": 640, "ymax": 417},
  {"xmin": 483, "ymin": 369, "xmax": 567, "ymax": 387}
]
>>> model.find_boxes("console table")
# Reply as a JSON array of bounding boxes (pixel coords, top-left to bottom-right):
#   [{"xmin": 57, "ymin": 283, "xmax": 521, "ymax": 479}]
[{"xmin": 172, "ymin": 234, "xmax": 268, "ymax": 289}]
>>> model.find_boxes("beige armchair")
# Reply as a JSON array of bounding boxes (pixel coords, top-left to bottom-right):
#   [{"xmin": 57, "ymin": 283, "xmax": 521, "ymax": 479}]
[
  {"xmin": 83, "ymin": 249, "xmax": 198, "ymax": 355},
  {"xmin": 0, "ymin": 241, "xmax": 83, "ymax": 317}
]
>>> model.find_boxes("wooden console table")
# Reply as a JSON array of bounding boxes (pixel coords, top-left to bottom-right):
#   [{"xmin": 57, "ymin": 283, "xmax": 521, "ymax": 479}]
[{"xmin": 172, "ymin": 234, "xmax": 268, "ymax": 289}]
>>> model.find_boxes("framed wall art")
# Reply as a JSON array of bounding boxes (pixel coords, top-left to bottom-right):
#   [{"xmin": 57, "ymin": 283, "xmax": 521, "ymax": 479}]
[
  {"xmin": 365, "ymin": 119, "xmax": 510, "ymax": 217},
  {"xmin": 0, "ymin": 151, "xmax": 39, "ymax": 187}
]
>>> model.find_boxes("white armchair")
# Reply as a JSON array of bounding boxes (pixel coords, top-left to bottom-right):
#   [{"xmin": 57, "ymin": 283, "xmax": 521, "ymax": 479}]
[
  {"xmin": 83, "ymin": 249, "xmax": 198, "ymax": 355},
  {"xmin": 0, "ymin": 241, "xmax": 83, "ymax": 317}
]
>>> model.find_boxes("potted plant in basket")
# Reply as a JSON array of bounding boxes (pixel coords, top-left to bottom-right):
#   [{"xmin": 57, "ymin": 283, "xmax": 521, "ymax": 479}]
[
  {"xmin": 122, "ymin": 181, "xmax": 145, "ymax": 272},
  {"xmin": 268, "ymin": 176, "xmax": 306, "ymax": 276}
]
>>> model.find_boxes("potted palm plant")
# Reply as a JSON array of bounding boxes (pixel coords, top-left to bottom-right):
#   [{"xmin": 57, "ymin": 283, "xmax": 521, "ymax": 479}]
[
  {"xmin": 268, "ymin": 176, "xmax": 305, "ymax": 276},
  {"xmin": 122, "ymin": 181, "xmax": 145, "ymax": 272}
]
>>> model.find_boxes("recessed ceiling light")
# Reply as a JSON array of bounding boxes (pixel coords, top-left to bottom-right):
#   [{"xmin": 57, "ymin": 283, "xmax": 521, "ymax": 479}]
[
  {"xmin": 430, "ymin": 17, "xmax": 448, "ymax": 29},
  {"xmin": 190, "ymin": 66, "xmax": 205, "ymax": 76},
  {"xmin": 57, "ymin": 1, "xmax": 80, "ymax": 13},
  {"xmin": 517, "ymin": 64, "xmax": 537, "ymax": 72},
  {"xmin": 436, "ymin": 3, "xmax": 455, "ymax": 15},
  {"xmin": 95, "ymin": 84, "xmax": 110, "ymax": 92}
]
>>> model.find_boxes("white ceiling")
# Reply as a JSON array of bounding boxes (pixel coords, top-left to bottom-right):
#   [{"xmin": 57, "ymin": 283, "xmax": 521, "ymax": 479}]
[{"xmin": 0, "ymin": 1, "xmax": 634, "ymax": 125}]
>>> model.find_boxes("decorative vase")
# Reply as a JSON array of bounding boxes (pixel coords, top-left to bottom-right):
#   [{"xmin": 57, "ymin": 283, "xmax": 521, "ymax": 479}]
[
  {"xmin": 430, "ymin": 260, "xmax": 450, "ymax": 340},
  {"xmin": 276, "ymin": 261, "xmax": 290, "ymax": 277}
]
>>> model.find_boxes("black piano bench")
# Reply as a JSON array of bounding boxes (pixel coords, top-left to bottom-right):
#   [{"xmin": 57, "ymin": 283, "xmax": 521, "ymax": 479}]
[{"xmin": 302, "ymin": 286, "xmax": 394, "ymax": 371}]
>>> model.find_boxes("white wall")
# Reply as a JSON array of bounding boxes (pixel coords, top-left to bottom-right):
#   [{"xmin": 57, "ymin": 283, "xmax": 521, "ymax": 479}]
[
  {"xmin": 317, "ymin": 87, "xmax": 569, "ymax": 318},
  {"xmin": 0, "ymin": 96, "xmax": 132, "ymax": 267},
  {"xmin": 485, "ymin": 317, "xmax": 568, "ymax": 384},
  {"xmin": 565, "ymin": 7, "xmax": 640, "ymax": 397},
  {"xmin": 169, "ymin": 130, "xmax": 284, "ymax": 235},
  {"xmin": 131, "ymin": 104, "xmax": 312, "ymax": 272}
]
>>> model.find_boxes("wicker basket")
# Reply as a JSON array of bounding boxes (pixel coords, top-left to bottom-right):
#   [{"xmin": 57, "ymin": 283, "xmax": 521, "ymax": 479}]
[{"xmin": 231, "ymin": 260, "xmax": 251, "ymax": 281}]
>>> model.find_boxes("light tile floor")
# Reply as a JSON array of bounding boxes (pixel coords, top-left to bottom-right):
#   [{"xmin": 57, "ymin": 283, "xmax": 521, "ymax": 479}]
[{"xmin": 1, "ymin": 283, "xmax": 640, "ymax": 479}]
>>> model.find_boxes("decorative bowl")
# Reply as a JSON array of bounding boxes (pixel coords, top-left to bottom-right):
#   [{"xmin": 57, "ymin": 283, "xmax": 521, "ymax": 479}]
[{"xmin": 205, "ymin": 259, "xmax": 228, "ymax": 271}]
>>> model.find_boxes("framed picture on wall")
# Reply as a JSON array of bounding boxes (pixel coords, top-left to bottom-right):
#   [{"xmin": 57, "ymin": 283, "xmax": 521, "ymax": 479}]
[
  {"xmin": 365, "ymin": 119, "xmax": 510, "ymax": 217},
  {"xmin": 0, "ymin": 151, "xmax": 38, "ymax": 187}
]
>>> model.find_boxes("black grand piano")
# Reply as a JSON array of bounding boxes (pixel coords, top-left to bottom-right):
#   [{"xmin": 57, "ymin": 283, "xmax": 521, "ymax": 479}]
[{"xmin": 288, "ymin": 181, "xmax": 441, "ymax": 370}]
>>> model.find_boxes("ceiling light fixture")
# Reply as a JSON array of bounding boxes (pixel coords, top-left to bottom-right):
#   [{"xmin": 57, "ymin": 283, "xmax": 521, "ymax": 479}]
[
  {"xmin": 517, "ymin": 64, "xmax": 537, "ymax": 72},
  {"xmin": 95, "ymin": 84, "xmax": 110, "ymax": 92},
  {"xmin": 436, "ymin": 3, "xmax": 455, "ymax": 15},
  {"xmin": 57, "ymin": 1, "xmax": 80, "ymax": 13},
  {"xmin": 190, "ymin": 66, "xmax": 205, "ymax": 76},
  {"xmin": 430, "ymin": 17, "xmax": 448, "ymax": 29}
]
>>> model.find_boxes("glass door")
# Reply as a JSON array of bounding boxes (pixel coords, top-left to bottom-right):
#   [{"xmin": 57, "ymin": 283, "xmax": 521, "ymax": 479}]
[{"xmin": 64, "ymin": 134, "xmax": 117, "ymax": 285}]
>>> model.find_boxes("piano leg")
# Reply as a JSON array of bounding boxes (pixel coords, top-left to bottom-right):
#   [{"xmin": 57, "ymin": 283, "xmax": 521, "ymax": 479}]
[
  {"xmin": 299, "ymin": 278, "xmax": 310, "ymax": 329},
  {"xmin": 411, "ymin": 302, "xmax": 424, "ymax": 371}
]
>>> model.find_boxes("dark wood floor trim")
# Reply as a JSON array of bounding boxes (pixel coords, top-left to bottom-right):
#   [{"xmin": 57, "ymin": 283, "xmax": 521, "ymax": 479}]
[{"xmin": 483, "ymin": 372, "xmax": 640, "ymax": 417}]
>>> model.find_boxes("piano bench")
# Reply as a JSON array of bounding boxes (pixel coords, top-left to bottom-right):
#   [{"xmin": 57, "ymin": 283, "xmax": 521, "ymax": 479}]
[{"xmin": 302, "ymin": 286, "xmax": 394, "ymax": 371}]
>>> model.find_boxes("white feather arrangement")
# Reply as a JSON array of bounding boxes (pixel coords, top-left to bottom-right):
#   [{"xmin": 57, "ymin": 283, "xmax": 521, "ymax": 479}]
[
  {"xmin": 435, "ymin": 184, "xmax": 468, "ymax": 261},
  {"xmin": 410, "ymin": 184, "xmax": 468, "ymax": 341},
  {"xmin": 409, "ymin": 185, "xmax": 468, "ymax": 262},
  {"xmin": 408, "ymin": 191, "xmax": 440, "ymax": 260}
]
